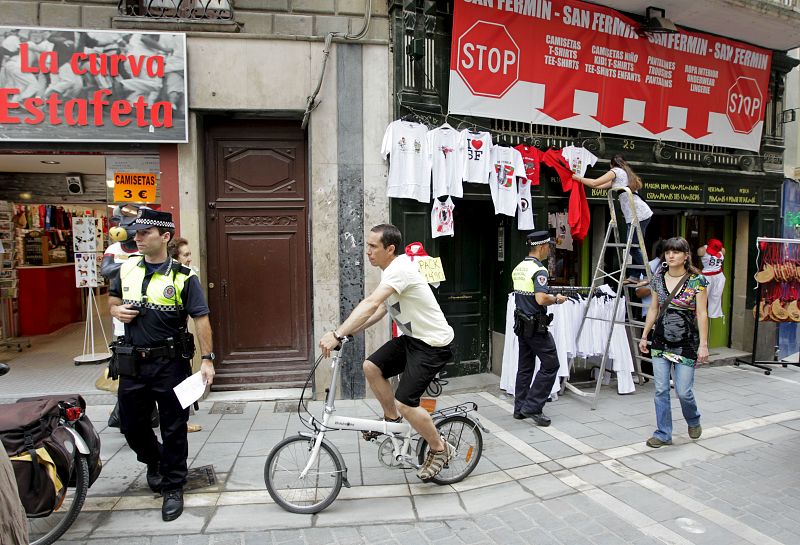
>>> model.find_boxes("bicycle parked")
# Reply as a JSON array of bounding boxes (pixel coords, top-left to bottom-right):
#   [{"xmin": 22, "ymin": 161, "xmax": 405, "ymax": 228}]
[
  {"xmin": 264, "ymin": 337, "xmax": 487, "ymax": 514},
  {"xmin": 0, "ymin": 363, "xmax": 101, "ymax": 545}
]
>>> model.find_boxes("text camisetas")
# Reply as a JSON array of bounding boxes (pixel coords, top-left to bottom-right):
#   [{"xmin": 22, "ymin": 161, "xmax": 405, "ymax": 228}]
[{"xmin": 0, "ymin": 42, "xmax": 173, "ymax": 128}]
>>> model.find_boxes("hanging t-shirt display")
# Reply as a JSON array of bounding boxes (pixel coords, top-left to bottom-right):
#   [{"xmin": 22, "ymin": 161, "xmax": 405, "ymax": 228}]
[
  {"xmin": 549, "ymin": 212, "xmax": 573, "ymax": 251},
  {"xmin": 426, "ymin": 125, "xmax": 463, "ymax": 198},
  {"xmin": 431, "ymin": 197, "xmax": 455, "ymax": 238},
  {"xmin": 460, "ymin": 129, "xmax": 493, "ymax": 184},
  {"xmin": 381, "ymin": 120, "xmax": 430, "ymax": 203},
  {"xmin": 514, "ymin": 144, "xmax": 544, "ymax": 186},
  {"xmin": 561, "ymin": 145, "xmax": 597, "ymax": 177},
  {"xmin": 517, "ymin": 175, "xmax": 534, "ymax": 231},
  {"xmin": 489, "ymin": 145, "xmax": 526, "ymax": 217}
]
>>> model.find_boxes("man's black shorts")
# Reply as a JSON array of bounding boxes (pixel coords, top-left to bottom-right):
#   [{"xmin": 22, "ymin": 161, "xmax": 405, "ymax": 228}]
[{"xmin": 367, "ymin": 336, "xmax": 453, "ymax": 407}]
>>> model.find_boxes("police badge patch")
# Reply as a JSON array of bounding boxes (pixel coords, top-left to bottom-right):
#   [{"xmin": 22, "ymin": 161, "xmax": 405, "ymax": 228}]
[
  {"xmin": 163, "ymin": 285, "xmax": 176, "ymax": 298},
  {"xmin": 536, "ymin": 275, "xmax": 547, "ymax": 286}
]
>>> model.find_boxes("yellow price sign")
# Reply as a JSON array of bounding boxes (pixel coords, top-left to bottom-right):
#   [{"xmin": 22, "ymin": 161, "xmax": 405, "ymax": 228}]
[
  {"xmin": 417, "ymin": 257, "xmax": 446, "ymax": 283},
  {"xmin": 113, "ymin": 172, "xmax": 157, "ymax": 202}
]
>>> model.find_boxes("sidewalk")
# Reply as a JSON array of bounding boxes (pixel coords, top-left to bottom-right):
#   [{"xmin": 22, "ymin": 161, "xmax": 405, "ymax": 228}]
[{"xmin": 39, "ymin": 362, "xmax": 800, "ymax": 544}]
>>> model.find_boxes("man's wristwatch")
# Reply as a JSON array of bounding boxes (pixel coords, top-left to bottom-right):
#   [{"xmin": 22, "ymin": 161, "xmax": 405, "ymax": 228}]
[{"xmin": 201, "ymin": 353, "xmax": 216, "ymax": 362}]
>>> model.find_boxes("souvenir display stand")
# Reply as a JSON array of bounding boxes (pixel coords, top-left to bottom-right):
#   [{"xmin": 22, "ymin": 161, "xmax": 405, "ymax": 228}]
[{"xmin": 735, "ymin": 237, "xmax": 800, "ymax": 374}]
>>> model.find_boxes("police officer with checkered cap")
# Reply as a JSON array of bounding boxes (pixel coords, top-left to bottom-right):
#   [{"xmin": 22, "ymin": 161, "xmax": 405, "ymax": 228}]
[
  {"xmin": 510, "ymin": 231, "xmax": 565, "ymax": 427},
  {"xmin": 108, "ymin": 208, "xmax": 215, "ymax": 522}
]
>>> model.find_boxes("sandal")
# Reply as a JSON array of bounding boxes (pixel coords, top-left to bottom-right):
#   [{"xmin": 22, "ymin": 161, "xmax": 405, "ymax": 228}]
[
  {"xmin": 362, "ymin": 415, "xmax": 402, "ymax": 442},
  {"xmin": 187, "ymin": 423, "xmax": 202, "ymax": 433}
]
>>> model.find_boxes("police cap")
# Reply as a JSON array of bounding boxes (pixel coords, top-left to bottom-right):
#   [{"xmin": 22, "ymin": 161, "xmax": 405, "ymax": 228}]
[{"xmin": 526, "ymin": 230, "xmax": 551, "ymax": 246}]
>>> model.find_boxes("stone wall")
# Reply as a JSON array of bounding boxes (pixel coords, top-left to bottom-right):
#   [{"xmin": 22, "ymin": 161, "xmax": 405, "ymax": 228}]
[{"xmin": 0, "ymin": 0, "xmax": 389, "ymax": 41}]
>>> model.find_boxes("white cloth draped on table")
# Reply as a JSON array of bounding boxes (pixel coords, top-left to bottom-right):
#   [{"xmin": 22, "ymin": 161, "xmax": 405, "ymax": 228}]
[{"xmin": 500, "ymin": 289, "xmax": 635, "ymax": 397}]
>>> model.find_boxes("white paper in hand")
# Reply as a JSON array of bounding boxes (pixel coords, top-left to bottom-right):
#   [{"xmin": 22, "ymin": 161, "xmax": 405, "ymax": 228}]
[{"xmin": 173, "ymin": 371, "xmax": 206, "ymax": 409}]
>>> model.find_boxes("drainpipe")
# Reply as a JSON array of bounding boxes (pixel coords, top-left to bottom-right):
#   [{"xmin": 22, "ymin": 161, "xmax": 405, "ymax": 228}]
[{"xmin": 301, "ymin": 0, "xmax": 372, "ymax": 129}]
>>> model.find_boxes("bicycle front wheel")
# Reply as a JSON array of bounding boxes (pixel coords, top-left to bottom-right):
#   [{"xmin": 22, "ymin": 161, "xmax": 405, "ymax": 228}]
[
  {"xmin": 28, "ymin": 454, "xmax": 89, "ymax": 545},
  {"xmin": 417, "ymin": 415, "xmax": 483, "ymax": 485},
  {"xmin": 264, "ymin": 435, "xmax": 343, "ymax": 514}
]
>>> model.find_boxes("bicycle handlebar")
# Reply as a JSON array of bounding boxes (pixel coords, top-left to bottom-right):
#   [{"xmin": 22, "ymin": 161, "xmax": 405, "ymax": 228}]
[{"xmin": 333, "ymin": 335, "xmax": 354, "ymax": 351}]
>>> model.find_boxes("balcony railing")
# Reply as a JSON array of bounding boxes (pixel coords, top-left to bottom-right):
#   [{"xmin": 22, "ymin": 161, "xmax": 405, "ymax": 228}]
[{"xmin": 117, "ymin": 0, "xmax": 234, "ymax": 20}]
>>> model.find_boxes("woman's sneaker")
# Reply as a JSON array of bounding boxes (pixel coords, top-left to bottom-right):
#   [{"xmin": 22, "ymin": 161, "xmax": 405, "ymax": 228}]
[
  {"xmin": 362, "ymin": 415, "xmax": 403, "ymax": 442},
  {"xmin": 417, "ymin": 438, "xmax": 455, "ymax": 480}
]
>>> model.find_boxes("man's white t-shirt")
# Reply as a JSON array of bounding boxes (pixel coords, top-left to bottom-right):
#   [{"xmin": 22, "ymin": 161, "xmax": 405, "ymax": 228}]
[
  {"xmin": 427, "ymin": 126, "xmax": 464, "ymax": 198},
  {"xmin": 489, "ymin": 146, "xmax": 526, "ymax": 217},
  {"xmin": 381, "ymin": 120, "xmax": 430, "ymax": 203},
  {"xmin": 380, "ymin": 257, "xmax": 454, "ymax": 347}
]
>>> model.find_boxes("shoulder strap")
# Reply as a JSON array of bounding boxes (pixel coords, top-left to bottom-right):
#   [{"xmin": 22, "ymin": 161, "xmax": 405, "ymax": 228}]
[{"xmin": 657, "ymin": 272, "xmax": 690, "ymax": 320}]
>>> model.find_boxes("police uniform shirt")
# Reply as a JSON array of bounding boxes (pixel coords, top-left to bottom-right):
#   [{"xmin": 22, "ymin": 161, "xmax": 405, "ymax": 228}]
[
  {"xmin": 109, "ymin": 258, "xmax": 209, "ymax": 347},
  {"xmin": 513, "ymin": 257, "xmax": 549, "ymax": 317}
]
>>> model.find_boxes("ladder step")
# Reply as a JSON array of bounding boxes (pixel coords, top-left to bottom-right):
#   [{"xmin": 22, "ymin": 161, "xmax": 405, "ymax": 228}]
[
  {"xmin": 585, "ymin": 316, "xmax": 647, "ymax": 328},
  {"xmin": 628, "ymin": 319, "xmax": 647, "ymax": 327},
  {"xmin": 628, "ymin": 302, "xmax": 647, "ymax": 308},
  {"xmin": 607, "ymin": 243, "xmax": 641, "ymax": 248},
  {"xmin": 625, "ymin": 265, "xmax": 647, "ymax": 269}
]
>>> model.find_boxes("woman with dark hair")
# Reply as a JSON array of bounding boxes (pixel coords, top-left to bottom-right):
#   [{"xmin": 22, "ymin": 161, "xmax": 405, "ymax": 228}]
[
  {"xmin": 573, "ymin": 155, "xmax": 653, "ymax": 281},
  {"xmin": 639, "ymin": 237, "xmax": 709, "ymax": 448}
]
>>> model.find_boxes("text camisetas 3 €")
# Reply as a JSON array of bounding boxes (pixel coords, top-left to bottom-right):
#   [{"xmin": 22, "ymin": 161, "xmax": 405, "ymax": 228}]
[{"xmin": 0, "ymin": 89, "xmax": 174, "ymax": 128}]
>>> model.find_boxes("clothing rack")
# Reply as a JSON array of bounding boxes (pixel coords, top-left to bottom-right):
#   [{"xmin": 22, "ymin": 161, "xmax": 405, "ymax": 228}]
[{"xmin": 735, "ymin": 236, "xmax": 800, "ymax": 374}]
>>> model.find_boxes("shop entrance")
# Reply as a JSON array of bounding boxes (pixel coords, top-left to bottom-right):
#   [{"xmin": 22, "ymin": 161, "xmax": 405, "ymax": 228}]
[
  {"xmin": 204, "ymin": 118, "xmax": 311, "ymax": 390},
  {"xmin": 393, "ymin": 198, "xmax": 494, "ymax": 376}
]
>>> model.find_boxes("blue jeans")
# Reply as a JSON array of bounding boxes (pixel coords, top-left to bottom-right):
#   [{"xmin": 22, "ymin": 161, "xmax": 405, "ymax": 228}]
[
  {"xmin": 627, "ymin": 217, "xmax": 650, "ymax": 280},
  {"xmin": 652, "ymin": 356, "xmax": 701, "ymax": 442}
]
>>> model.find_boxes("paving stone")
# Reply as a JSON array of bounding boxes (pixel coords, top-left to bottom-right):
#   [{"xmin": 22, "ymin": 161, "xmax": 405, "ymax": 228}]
[
  {"xmin": 520, "ymin": 473, "xmax": 576, "ymax": 500},
  {"xmin": 207, "ymin": 504, "xmax": 311, "ymax": 532},
  {"xmin": 697, "ymin": 433, "xmax": 764, "ymax": 455}
]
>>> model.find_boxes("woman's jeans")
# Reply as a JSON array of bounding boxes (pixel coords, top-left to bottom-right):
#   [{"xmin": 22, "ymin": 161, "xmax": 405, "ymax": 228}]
[
  {"xmin": 627, "ymin": 217, "xmax": 650, "ymax": 279},
  {"xmin": 652, "ymin": 356, "xmax": 701, "ymax": 442}
]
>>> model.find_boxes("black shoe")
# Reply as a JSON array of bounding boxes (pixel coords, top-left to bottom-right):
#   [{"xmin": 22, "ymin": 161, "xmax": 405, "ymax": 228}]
[
  {"xmin": 513, "ymin": 412, "xmax": 526, "ymax": 420},
  {"xmin": 522, "ymin": 411, "xmax": 551, "ymax": 427},
  {"xmin": 162, "ymin": 488, "xmax": 183, "ymax": 521},
  {"xmin": 146, "ymin": 463, "xmax": 162, "ymax": 493}
]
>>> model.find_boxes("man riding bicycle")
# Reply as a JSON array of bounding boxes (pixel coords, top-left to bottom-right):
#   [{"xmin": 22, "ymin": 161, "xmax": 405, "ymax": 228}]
[{"xmin": 319, "ymin": 224, "xmax": 455, "ymax": 480}]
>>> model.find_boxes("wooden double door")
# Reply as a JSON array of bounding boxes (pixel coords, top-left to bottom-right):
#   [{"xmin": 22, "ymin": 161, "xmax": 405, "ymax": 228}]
[{"xmin": 204, "ymin": 118, "xmax": 311, "ymax": 390}]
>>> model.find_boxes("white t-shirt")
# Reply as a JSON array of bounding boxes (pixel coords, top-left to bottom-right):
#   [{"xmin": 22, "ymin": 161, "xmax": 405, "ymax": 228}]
[
  {"xmin": 431, "ymin": 197, "xmax": 455, "ymax": 238},
  {"xmin": 701, "ymin": 251, "xmax": 724, "ymax": 273},
  {"xmin": 460, "ymin": 129, "xmax": 493, "ymax": 184},
  {"xmin": 380, "ymin": 257, "xmax": 454, "ymax": 347},
  {"xmin": 381, "ymin": 120, "xmax": 430, "ymax": 203},
  {"xmin": 489, "ymin": 146, "xmax": 526, "ymax": 217},
  {"xmin": 561, "ymin": 145, "xmax": 597, "ymax": 177},
  {"xmin": 611, "ymin": 167, "xmax": 653, "ymax": 223},
  {"xmin": 517, "ymin": 176, "xmax": 534, "ymax": 230},
  {"xmin": 427, "ymin": 125, "xmax": 463, "ymax": 198}
]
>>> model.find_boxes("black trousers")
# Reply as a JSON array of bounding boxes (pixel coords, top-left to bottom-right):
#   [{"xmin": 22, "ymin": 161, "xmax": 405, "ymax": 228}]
[
  {"xmin": 515, "ymin": 331, "xmax": 560, "ymax": 415},
  {"xmin": 118, "ymin": 355, "xmax": 190, "ymax": 491}
]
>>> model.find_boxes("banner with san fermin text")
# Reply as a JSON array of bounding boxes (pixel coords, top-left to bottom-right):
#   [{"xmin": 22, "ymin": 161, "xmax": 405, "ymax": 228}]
[
  {"xmin": 448, "ymin": 0, "xmax": 771, "ymax": 151},
  {"xmin": 0, "ymin": 26, "xmax": 187, "ymax": 142}
]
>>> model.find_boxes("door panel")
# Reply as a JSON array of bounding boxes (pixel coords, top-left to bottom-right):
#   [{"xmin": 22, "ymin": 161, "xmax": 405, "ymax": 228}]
[{"xmin": 205, "ymin": 119, "xmax": 310, "ymax": 389}]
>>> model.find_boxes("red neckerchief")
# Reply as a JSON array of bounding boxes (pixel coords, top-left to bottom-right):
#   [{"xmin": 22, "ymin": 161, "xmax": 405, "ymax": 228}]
[{"xmin": 405, "ymin": 242, "xmax": 429, "ymax": 261}]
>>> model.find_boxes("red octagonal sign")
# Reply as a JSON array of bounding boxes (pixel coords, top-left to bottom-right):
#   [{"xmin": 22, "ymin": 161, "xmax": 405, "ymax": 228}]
[
  {"xmin": 457, "ymin": 21, "xmax": 520, "ymax": 99},
  {"xmin": 726, "ymin": 76, "xmax": 764, "ymax": 134}
]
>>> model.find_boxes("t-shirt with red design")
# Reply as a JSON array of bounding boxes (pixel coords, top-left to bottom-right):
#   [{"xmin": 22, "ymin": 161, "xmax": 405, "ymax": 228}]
[
  {"xmin": 489, "ymin": 145, "xmax": 526, "ymax": 217},
  {"xmin": 460, "ymin": 129, "xmax": 493, "ymax": 184},
  {"xmin": 426, "ymin": 125, "xmax": 464, "ymax": 198},
  {"xmin": 431, "ymin": 196, "xmax": 455, "ymax": 238},
  {"xmin": 381, "ymin": 120, "xmax": 430, "ymax": 203},
  {"xmin": 514, "ymin": 144, "xmax": 544, "ymax": 186}
]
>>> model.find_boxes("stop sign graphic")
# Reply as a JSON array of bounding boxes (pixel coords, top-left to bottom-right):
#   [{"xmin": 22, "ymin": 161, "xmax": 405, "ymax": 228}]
[
  {"xmin": 457, "ymin": 21, "xmax": 520, "ymax": 99},
  {"xmin": 727, "ymin": 77, "xmax": 764, "ymax": 134}
]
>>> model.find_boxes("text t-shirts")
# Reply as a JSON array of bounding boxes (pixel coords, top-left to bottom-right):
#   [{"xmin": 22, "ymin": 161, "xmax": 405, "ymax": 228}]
[
  {"xmin": 561, "ymin": 145, "xmax": 597, "ymax": 177},
  {"xmin": 460, "ymin": 130, "xmax": 493, "ymax": 184},
  {"xmin": 381, "ymin": 120, "xmax": 430, "ymax": 203},
  {"xmin": 611, "ymin": 167, "xmax": 653, "ymax": 224},
  {"xmin": 431, "ymin": 197, "xmax": 455, "ymax": 238},
  {"xmin": 489, "ymin": 146, "xmax": 526, "ymax": 217},
  {"xmin": 427, "ymin": 125, "xmax": 463, "ymax": 198},
  {"xmin": 380, "ymin": 257, "xmax": 454, "ymax": 347}
]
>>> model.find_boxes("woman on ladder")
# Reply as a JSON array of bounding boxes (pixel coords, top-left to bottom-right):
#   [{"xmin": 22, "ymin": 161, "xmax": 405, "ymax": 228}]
[{"xmin": 573, "ymin": 154, "xmax": 653, "ymax": 283}]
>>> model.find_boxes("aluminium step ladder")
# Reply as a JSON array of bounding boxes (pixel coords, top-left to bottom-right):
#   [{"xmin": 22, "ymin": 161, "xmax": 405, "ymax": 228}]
[{"xmin": 564, "ymin": 186, "xmax": 653, "ymax": 409}]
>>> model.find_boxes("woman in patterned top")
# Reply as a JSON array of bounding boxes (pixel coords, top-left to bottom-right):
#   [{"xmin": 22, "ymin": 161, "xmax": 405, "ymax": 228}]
[{"xmin": 639, "ymin": 237, "xmax": 709, "ymax": 448}]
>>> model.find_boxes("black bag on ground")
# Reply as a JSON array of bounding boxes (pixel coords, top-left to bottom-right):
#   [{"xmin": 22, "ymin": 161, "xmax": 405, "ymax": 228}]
[{"xmin": 17, "ymin": 394, "xmax": 103, "ymax": 488}]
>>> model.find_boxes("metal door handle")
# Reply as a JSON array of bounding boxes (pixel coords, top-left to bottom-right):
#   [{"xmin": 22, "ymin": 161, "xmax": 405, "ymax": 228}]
[
  {"xmin": 448, "ymin": 295, "xmax": 472, "ymax": 301},
  {"xmin": 221, "ymin": 279, "xmax": 227, "ymax": 298},
  {"xmin": 208, "ymin": 282, "xmax": 215, "ymax": 289}
]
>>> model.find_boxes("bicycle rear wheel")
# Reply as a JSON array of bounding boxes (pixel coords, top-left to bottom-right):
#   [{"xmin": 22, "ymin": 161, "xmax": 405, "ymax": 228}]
[
  {"xmin": 417, "ymin": 415, "xmax": 483, "ymax": 485},
  {"xmin": 28, "ymin": 454, "xmax": 89, "ymax": 545},
  {"xmin": 264, "ymin": 435, "xmax": 343, "ymax": 514}
]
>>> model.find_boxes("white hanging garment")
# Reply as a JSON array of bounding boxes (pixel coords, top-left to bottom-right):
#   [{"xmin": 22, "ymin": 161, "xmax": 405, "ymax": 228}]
[
  {"xmin": 517, "ymin": 175, "xmax": 535, "ymax": 230},
  {"xmin": 460, "ymin": 129, "xmax": 493, "ymax": 184},
  {"xmin": 427, "ymin": 124, "xmax": 464, "ymax": 198},
  {"xmin": 561, "ymin": 145, "xmax": 597, "ymax": 177},
  {"xmin": 381, "ymin": 120, "xmax": 430, "ymax": 203},
  {"xmin": 431, "ymin": 197, "xmax": 455, "ymax": 238},
  {"xmin": 489, "ymin": 146, "xmax": 526, "ymax": 216}
]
